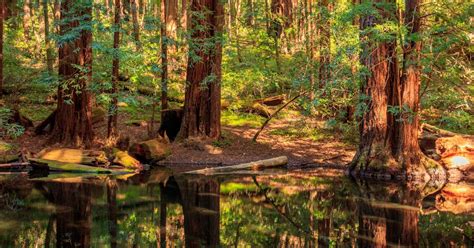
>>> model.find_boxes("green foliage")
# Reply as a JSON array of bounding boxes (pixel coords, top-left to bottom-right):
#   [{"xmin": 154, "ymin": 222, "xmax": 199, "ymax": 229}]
[{"xmin": 0, "ymin": 108, "xmax": 24, "ymax": 139}]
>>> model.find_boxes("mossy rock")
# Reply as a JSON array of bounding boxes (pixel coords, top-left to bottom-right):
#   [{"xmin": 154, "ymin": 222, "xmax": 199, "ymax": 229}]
[
  {"xmin": 113, "ymin": 150, "xmax": 142, "ymax": 169},
  {"xmin": 129, "ymin": 139, "xmax": 171, "ymax": 163}
]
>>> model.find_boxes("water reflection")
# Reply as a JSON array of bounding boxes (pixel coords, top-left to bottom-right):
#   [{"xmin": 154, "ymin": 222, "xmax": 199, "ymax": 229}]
[{"xmin": 0, "ymin": 170, "xmax": 472, "ymax": 247}]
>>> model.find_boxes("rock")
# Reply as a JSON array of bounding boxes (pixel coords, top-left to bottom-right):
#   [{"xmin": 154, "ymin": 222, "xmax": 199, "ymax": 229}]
[
  {"xmin": 158, "ymin": 109, "xmax": 183, "ymax": 142},
  {"xmin": 37, "ymin": 148, "xmax": 109, "ymax": 166},
  {"xmin": 129, "ymin": 139, "xmax": 170, "ymax": 163},
  {"xmin": 113, "ymin": 150, "xmax": 142, "ymax": 169}
]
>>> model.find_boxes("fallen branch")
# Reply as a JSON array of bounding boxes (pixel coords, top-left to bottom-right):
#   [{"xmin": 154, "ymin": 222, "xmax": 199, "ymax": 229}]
[
  {"xmin": 252, "ymin": 92, "xmax": 305, "ymax": 142},
  {"xmin": 0, "ymin": 162, "xmax": 30, "ymax": 169},
  {"xmin": 422, "ymin": 123, "xmax": 472, "ymax": 138},
  {"xmin": 185, "ymin": 156, "xmax": 288, "ymax": 175}
]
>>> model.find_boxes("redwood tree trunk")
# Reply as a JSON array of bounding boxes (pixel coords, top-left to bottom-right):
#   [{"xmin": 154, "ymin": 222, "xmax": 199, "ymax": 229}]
[
  {"xmin": 131, "ymin": 0, "xmax": 141, "ymax": 50},
  {"xmin": 178, "ymin": 0, "xmax": 223, "ymax": 139},
  {"xmin": 0, "ymin": 0, "xmax": 3, "ymax": 97},
  {"xmin": 351, "ymin": 1, "xmax": 399, "ymax": 172},
  {"xmin": 43, "ymin": 0, "xmax": 53, "ymax": 74},
  {"xmin": 351, "ymin": 0, "xmax": 432, "ymax": 178},
  {"xmin": 52, "ymin": 0, "xmax": 94, "ymax": 147},
  {"xmin": 23, "ymin": 0, "xmax": 31, "ymax": 40},
  {"xmin": 108, "ymin": 0, "xmax": 121, "ymax": 138},
  {"xmin": 318, "ymin": 0, "xmax": 331, "ymax": 89},
  {"xmin": 397, "ymin": 0, "xmax": 425, "ymax": 175}
]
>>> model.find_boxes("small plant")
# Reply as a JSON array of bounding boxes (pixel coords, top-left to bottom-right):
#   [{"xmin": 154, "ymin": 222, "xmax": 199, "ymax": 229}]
[{"xmin": 0, "ymin": 108, "xmax": 25, "ymax": 139}]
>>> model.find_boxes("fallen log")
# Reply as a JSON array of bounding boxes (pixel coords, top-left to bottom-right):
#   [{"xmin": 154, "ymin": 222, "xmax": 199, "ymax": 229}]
[
  {"xmin": 254, "ymin": 94, "xmax": 286, "ymax": 106},
  {"xmin": 29, "ymin": 158, "xmax": 132, "ymax": 174},
  {"xmin": 185, "ymin": 156, "xmax": 288, "ymax": 175},
  {"xmin": 239, "ymin": 102, "xmax": 272, "ymax": 118}
]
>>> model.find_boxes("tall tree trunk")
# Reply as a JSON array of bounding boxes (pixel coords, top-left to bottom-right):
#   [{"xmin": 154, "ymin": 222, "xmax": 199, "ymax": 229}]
[
  {"xmin": 0, "ymin": 0, "xmax": 3, "ymax": 97},
  {"xmin": 54, "ymin": 0, "xmax": 60, "ymax": 32},
  {"xmin": 351, "ymin": 0, "xmax": 433, "ymax": 179},
  {"xmin": 131, "ymin": 0, "xmax": 141, "ymax": 50},
  {"xmin": 160, "ymin": 0, "xmax": 169, "ymax": 117},
  {"xmin": 350, "ymin": 0, "xmax": 399, "ymax": 172},
  {"xmin": 52, "ymin": 0, "xmax": 94, "ymax": 147},
  {"xmin": 108, "ymin": 0, "xmax": 121, "ymax": 138},
  {"xmin": 397, "ymin": 0, "xmax": 426, "ymax": 175},
  {"xmin": 23, "ymin": 0, "xmax": 31, "ymax": 40},
  {"xmin": 43, "ymin": 0, "xmax": 53, "ymax": 74},
  {"xmin": 178, "ymin": 0, "xmax": 223, "ymax": 140},
  {"xmin": 318, "ymin": 0, "xmax": 331, "ymax": 89}
]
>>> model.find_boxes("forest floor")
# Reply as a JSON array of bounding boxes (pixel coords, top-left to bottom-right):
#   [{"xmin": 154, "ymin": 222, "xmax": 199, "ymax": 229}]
[{"xmin": 13, "ymin": 109, "xmax": 356, "ymax": 169}]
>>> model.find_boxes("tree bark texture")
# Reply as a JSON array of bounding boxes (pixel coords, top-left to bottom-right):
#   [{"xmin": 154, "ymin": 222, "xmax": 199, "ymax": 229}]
[{"xmin": 178, "ymin": 0, "xmax": 223, "ymax": 139}]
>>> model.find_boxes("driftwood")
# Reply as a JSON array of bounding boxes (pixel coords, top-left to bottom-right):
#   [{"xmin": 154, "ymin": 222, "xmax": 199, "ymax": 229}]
[
  {"xmin": 185, "ymin": 156, "xmax": 288, "ymax": 175},
  {"xmin": 253, "ymin": 93, "xmax": 304, "ymax": 142}
]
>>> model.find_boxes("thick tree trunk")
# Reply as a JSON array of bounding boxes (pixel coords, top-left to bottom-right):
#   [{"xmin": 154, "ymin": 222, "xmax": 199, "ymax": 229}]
[
  {"xmin": 397, "ymin": 0, "xmax": 425, "ymax": 175},
  {"xmin": 108, "ymin": 0, "xmax": 121, "ymax": 138},
  {"xmin": 52, "ymin": 0, "xmax": 94, "ymax": 147},
  {"xmin": 0, "ymin": 0, "xmax": 3, "ymax": 97},
  {"xmin": 351, "ymin": 4, "xmax": 399, "ymax": 172},
  {"xmin": 351, "ymin": 0, "xmax": 435, "ymax": 179},
  {"xmin": 178, "ymin": 0, "xmax": 223, "ymax": 139}
]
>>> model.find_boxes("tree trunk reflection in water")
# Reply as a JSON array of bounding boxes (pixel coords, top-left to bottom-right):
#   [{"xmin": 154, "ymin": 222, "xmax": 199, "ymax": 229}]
[
  {"xmin": 178, "ymin": 177, "xmax": 220, "ymax": 247},
  {"xmin": 39, "ymin": 182, "xmax": 93, "ymax": 248},
  {"xmin": 107, "ymin": 179, "xmax": 118, "ymax": 248},
  {"xmin": 357, "ymin": 183, "xmax": 421, "ymax": 247}
]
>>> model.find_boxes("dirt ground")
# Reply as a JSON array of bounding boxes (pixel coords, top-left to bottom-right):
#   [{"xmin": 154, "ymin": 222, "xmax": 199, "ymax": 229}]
[{"xmin": 11, "ymin": 114, "xmax": 356, "ymax": 169}]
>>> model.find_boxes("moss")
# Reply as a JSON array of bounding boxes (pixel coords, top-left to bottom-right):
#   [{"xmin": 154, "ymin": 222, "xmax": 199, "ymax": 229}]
[
  {"xmin": 222, "ymin": 110, "xmax": 265, "ymax": 128},
  {"xmin": 29, "ymin": 158, "xmax": 125, "ymax": 173}
]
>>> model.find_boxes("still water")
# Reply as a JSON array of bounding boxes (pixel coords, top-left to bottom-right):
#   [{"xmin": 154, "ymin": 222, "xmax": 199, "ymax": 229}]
[{"xmin": 0, "ymin": 168, "xmax": 472, "ymax": 247}]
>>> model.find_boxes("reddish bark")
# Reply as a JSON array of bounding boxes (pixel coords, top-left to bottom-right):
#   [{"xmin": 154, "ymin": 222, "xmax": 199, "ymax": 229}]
[
  {"xmin": 108, "ymin": 0, "xmax": 121, "ymax": 137},
  {"xmin": 178, "ymin": 0, "xmax": 223, "ymax": 139},
  {"xmin": 0, "ymin": 0, "xmax": 3, "ymax": 97},
  {"xmin": 52, "ymin": 0, "xmax": 94, "ymax": 147},
  {"xmin": 351, "ymin": 0, "xmax": 431, "ymax": 177}
]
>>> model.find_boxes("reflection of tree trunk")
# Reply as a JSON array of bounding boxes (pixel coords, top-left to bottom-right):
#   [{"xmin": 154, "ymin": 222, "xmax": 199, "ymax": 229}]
[
  {"xmin": 357, "ymin": 183, "xmax": 421, "ymax": 247},
  {"xmin": 43, "ymin": 182, "xmax": 93, "ymax": 248},
  {"xmin": 44, "ymin": 214, "xmax": 55, "ymax": 248},
  {"xmin": 107, "ymin": 179, "xmax": 118, "ymax": 248},
  {"xmin": 317, "ymin": 191, "xmax": 331, "ymax": 247},
  {"xmin": 159, "ymin": 184, "xmax": 167, "ymax": 248},
  {"xmin": 178, "ymin": 177, "xmax": 220, "ymax": 247}
]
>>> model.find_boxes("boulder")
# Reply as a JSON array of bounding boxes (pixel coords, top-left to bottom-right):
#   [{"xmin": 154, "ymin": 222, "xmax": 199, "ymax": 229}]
[{"xmin": 129, "ymin": 139, "xmax": 170, "ymax": 163}]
